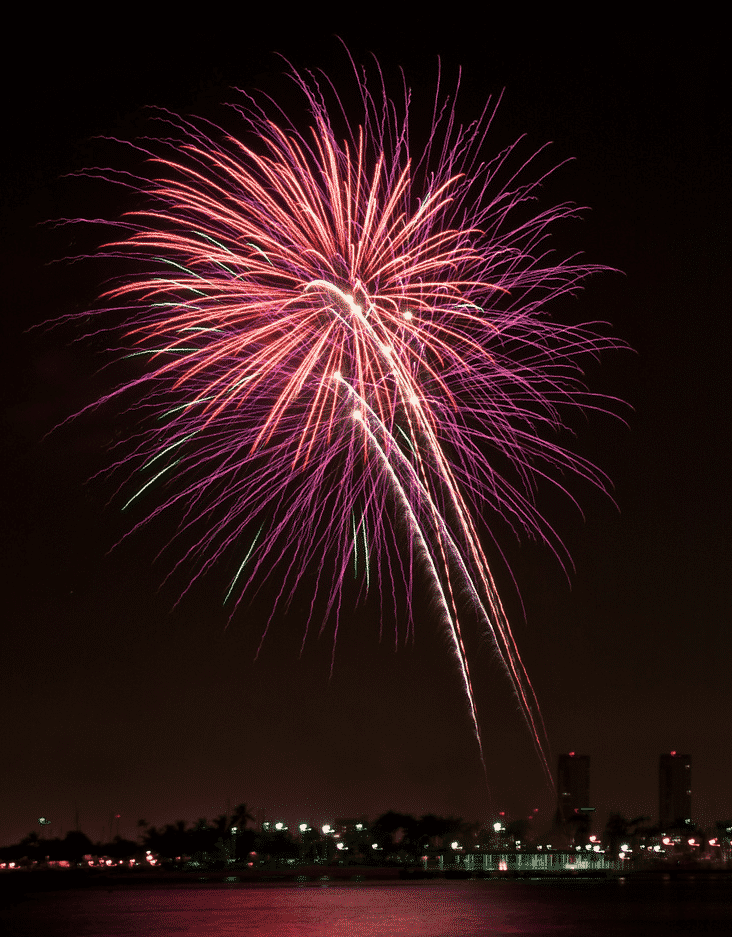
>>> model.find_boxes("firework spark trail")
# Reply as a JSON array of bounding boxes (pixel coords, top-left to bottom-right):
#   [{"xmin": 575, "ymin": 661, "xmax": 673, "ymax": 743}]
[
  {"xmin": 350, "ymin": 405, "xmax": 488, "ymax": 781},
  {"xmin": 65, "ymin": 52, "xmax": 624, "ymax": 782},
  {"xmin": 336, "ymin": 372, "xmax": 551, "ymax": 782},
  {"xmin": 325, "ymin": 292, "xmax": 550, "ymax": 774}
]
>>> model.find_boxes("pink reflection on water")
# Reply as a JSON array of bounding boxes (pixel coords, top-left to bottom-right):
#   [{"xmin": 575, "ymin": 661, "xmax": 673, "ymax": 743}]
[
  {"xmin": 1, "ymin": 881, "xmax": 565, "ymax": 937},
  {"xmin": 4, "ymin": 876, "xmax": 730, "ymax": 936},
  {"xmin": 129, "ymin": 882, "xmax": 558, "ymax": 936}
]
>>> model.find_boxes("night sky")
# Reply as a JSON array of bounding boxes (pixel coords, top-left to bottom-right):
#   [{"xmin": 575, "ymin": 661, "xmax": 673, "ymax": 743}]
[{"xmin": 2, "ymin": 15, "xmax": 729, "ymax": 848}]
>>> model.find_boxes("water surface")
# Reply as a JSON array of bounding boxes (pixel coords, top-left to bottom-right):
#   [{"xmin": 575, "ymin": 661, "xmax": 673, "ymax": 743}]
[{"xmin": 2, "ymin": 875, "xmax": 731, "ymax": 936}]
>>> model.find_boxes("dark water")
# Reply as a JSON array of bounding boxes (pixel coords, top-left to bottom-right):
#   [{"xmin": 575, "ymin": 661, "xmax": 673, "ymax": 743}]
[{"xmin": 2, "ymin": 876, "xmax": 731, "ymax": 936}]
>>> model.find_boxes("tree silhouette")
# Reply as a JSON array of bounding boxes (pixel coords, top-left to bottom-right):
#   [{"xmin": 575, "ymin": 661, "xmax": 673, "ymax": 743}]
[
  {"xmin": 231, "ymin": 803, "xmax": 253, "ymax": 829},
  {"xmin": 604, "ymin": 814, "xmax": 651, "ymax": 855},
  {"xmin": 413, "ymin": 815, "xmax": 464, "ymax": 851},
  {"xmin": 371, "ymin": 812, "xmax": 418, "ymax": 855},
  {"xmin": 62, "ymin": 830, "xmax": 94, "ymax": 861}
]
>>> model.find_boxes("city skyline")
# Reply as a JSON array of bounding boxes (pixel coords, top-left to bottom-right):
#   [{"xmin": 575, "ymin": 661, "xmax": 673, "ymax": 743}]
[{"xmin": 3, "ymin": 749, "xmax": 724, "ymax": 849}]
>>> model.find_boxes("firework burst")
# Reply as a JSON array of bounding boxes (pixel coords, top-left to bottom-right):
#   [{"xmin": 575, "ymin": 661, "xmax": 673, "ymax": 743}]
[{"xmin": 68, "ymin": 53, "xmax": 623, "ymax": 782}]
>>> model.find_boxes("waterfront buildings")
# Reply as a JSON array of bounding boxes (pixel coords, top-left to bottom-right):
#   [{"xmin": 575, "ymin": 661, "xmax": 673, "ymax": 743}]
[
  {"xmin": 659, "ymin": 751, "xmax": 692, "ymax": 830},
  {"xmin": 556, "ymin": 752, "xmax": 594, "ymax": 842}
]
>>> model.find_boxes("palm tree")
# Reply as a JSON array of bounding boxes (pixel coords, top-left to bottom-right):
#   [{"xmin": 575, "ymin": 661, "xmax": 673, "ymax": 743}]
[{"xmin": 231, "ymin": 803, "xmax": 253, "ymax": 830}]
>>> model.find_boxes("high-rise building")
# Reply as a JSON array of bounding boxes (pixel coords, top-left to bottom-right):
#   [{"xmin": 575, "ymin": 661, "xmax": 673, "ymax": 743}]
[
  {"xmin": 659, "ymin": 752, "xmax": 692, "ymax": 830},
  {"xmin": 557, "ymin": 752, "xmax": 590, "ymax": 825}
]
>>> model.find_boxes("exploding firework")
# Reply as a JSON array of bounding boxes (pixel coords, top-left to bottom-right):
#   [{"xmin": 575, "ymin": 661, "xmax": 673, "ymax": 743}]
[{"xmin": 68, "ymin": 53, "xmax": 623, "ymax": 782}]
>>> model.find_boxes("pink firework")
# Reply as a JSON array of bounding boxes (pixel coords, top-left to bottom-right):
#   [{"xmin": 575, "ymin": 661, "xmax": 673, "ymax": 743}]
[{"xmin": 74, "ymin": 55, "xmax": 622, "ymax": 781}]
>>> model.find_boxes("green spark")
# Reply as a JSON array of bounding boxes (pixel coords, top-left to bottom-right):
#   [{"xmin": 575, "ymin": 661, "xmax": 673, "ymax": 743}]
[
  {"xmin": 121, "ymin": 461, "xmax": 180, "ymax": 511},
  {"xmin": 362, "ymin": 515, "xmax": 370, "ymax": 590},
  {"xmin": 124, "ymin": 347, "xmax": 198, "ymax": 358},
  {"xmin": 224, "ymin": 526, "xmax": 264, "ymax": 603},
  {"xmin": 351, "ymin": 511, "xmax": 370, "ymax": 589},
  {"xmin": 396, "ymin": 425, "xmax": 415, "ymax": 454},
  {"xmin": 160, "ymin": 397, "xmax": 215, "ymax": 419},
  {"xmin": 352, "ymin": 511, "xmax": 358, "ymax": 578},
  {"xmin": 245, "ymin": 242, "xmax": 273, "ymax": 265},
  {"xmin": 142, "ymin": 432, "xmax": 198, "ymax": 469},
  {"xmin": 155, "ymin": 257, "xmax": 206, "ymax": 280}
]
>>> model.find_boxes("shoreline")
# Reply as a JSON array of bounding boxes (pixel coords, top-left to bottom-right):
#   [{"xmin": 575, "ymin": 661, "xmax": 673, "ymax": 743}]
[{"xmin": 2, "ymin": 864, "xmax": 731, "ymax": 896}]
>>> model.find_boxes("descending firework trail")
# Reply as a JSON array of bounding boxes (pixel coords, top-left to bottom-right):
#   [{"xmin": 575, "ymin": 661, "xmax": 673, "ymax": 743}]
[
  {"xmin": 340, "ymin": 375, "xmax": 546, "ymax": 780},
  {"xmin": 71, "ymin": 54, "xmax": 623, "ymax": 782}
]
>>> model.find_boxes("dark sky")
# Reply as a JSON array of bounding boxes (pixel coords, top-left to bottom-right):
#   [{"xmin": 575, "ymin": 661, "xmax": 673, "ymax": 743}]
[{"xmin": 2, "ymin": 15, "xmax": 729, "ymax": 848}]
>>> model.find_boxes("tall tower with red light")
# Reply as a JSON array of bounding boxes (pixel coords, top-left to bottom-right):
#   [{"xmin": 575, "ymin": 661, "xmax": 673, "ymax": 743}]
[
  {"xmin": 556, "ymin": 752, "xmax": 593, "ymax": 843},
  {"xmin": 659, "ymin": 751, "xmax": 692, "ymax": 831}
]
